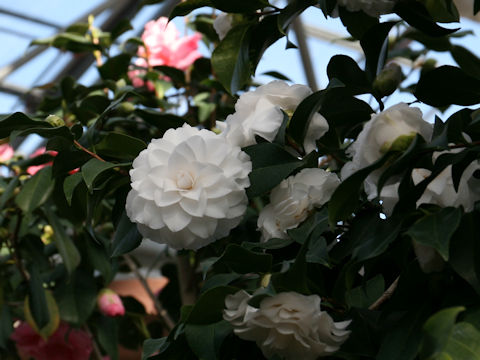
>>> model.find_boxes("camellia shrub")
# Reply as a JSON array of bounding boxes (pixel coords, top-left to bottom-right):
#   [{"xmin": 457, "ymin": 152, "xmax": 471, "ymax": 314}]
[{"xmin": 1, "ymin": 0, "xmax": 480, "ymax": 359}]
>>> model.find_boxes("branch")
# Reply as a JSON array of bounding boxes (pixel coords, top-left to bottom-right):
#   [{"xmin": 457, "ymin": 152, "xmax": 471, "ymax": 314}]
[
  {"xmin": 74, "ymin": 140, "xmax": 106, "ymax": 162},
  {"xmin": 123, "ymin": 254, "xmax": 176, "ymax": 331},
  {"xmin": 368, "ymin": 276, "xmax": 399, "ymax": 311}
]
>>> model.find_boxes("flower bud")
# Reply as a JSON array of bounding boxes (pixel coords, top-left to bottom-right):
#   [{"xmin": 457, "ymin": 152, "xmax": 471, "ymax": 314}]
[
  {"xmin": 373, "ymin": 63, "xmax": 404, "ymax": 97},
  {"xmin": 116, "ymin": 102, "xmax": 135, "ymax": 115},
  {"xmin": 97, "ymin": 289, "xmax": 125, "ymax": 317},
  {"xmin": 45, "ymin": 114, "xmax": 65, "ymax": 127}
]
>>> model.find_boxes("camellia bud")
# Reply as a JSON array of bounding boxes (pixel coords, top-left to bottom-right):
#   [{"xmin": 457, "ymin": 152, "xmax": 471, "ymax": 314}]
[
  {"xmin": 373, "ymin": 63, "xmax": 404, "ymax": 97},
  {"xmin": 116, "ymin": 102, "xmax": 135, "ymax": 115},
  {"xmin": 97, "ymin": 289, "xmax": 125, "ymax": 317},
  {"xmin": 45, "ymin": 114, "xmax": 65, "ymax": 127}
]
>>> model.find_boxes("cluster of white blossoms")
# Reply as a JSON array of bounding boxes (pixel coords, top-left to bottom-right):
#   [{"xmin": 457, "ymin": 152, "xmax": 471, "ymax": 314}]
[
  {"xmin": 336, "ymin": 0, "xmax": 397, "ymax": 17},
  {"xmin": 125, "ymin": 124, "xmax": 251, "ymax": 250},
  {"xmin": 224, "ymin": 290, "xmax": 351, "ymax": 360},
  {"xmin": 216, "ymin": 80, "xmax": 329, "ymax": 153},
  {"xmin": 258, "ymin": 168, "xmax": 340, "ymax": 240}
]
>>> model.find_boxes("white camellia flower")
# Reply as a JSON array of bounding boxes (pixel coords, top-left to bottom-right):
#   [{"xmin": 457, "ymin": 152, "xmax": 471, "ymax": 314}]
[
  {"xmin": 341, "ymin": 102, "xmax": 432, "ymax": 203},
  {"xmin": 378, "ymin": 146, "xmax": 480, "ymax": 215},
  {"xmin": 337, "ymin": 0, "xmax": 397, "ymax": 17},
  {"xmin": 213, "ymin": 12, "xmax": 234, "ymax": 40},
  {"xmin": 258, "ymin": 168, "xmax": 340, "ymax": 240},
  {"xmin": 224, "ymin": 291, "xmax": 351, "ymax": 360},
  {"xmin": 125, "ymin": 124, "xmax": 252, "ymax": 250},
  {"xmin": 216, "ymin": 80, "xmax": 329, "ymax": 152}
]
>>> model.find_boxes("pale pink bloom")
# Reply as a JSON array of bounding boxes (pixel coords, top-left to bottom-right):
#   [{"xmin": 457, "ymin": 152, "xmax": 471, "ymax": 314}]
[
  {"xmin": 11, "ymin": 321, "xmax": 92, "ymax": 360},
  {"xmin": 26, "ymin": 147, "xmax": 57, "ymax": 175},
  {"xmin": 129, "ymin": 17, "xmax": 202, "ymax": 89},
  {"xmin": 0, "ymin": 143, "xmax": 14, "ymax": 162},
  {"xmin": 97, "ymin": 289, "xmax": 126, "ymax": 317}
]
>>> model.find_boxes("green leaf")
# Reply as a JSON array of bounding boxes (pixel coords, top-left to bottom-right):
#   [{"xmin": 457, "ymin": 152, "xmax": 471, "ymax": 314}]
[
  {"xmin": 26, "ymin": 267, "xmax": 50, "ymax": 331},
  {"xmin": 216, "ymin": 244, "xmax": 272, "ymax": 274},
  {"xmin": 81, "ymin": 158, "xmax": 130, "ymax": 192},
  {"xmin": 243, "ymin": 142, "xmax": 304, "ymax": 197},
  {"xmin": 32, "ymin": 32, "xmax": 101, "ymax": 52},
  {"xmin": 143, "ymin": 338, "xmax": 168, "ymax": 360},
  {"xmin": 170, "ymin": 0, "xmax": 214, "ymax": 18},
  {"xmin": 55, "ymin": 269, "xmax": 97, "ymax": 325},
  {"xmin": 97, "ymin": 317, "xmax": 119, "ymax": 360},
  {"xmin": 339, "ymin": 6, "xmax": 379, "ymax": 40},
  {"xmin": 111, "ymin": 211, "xmax": 143, "ymax": 257},
  {"xmin": 186, "ymin": 286, "xmax": 237, "ymax": 325},
  {"xmin": 327, "ymin": 55, "xmax": 371, "ymax": 95},
  {"xmin": 15, "ymin": 167, "xmax": 54, "ymax": 213},
  {"xmin": 360, "ymin": 21, "xmax": 397, "ymax": 81},
  {"xmin": 420, "ymin": 307, "xmax": 468, "ymax": 359},
  {"xmin": 63, "ymin": 172, "xmax": 83, "ymax": 206},
  {"xmin": 96, "ymin": 132, "xmax": 146, "ymax": 160},
  {"xmin": 212, "ymin": 0, "xmax": 269, "ymax": 12},
  {"xmin": 406, "ymin": 207, "xmax": 462, "ymax": 261},
  {"xmin": 450, "ymin": 212, "xmax": 480, "ymax": 295},
  {"xmin": 394, "ymin": 0, "xmax": 459, "ymax": 37},
  {"xmin": 415, "ymin": 65, "xmax": 480, "ymax": 109},
  {"xmin": 423, "ymin": 0, "xmax": 459, "ymax": 23},
  {"xmin": 44, "ymin": 206, "xmax": 81, "ymax": 274},
  {"xmin": 202, "ymin": 274, "xmax": 242, "ymax": 293},
  {"xmin": 211, "ymin": 23, "xmax": 252, "ymax": 94},
  {"xmin": 346, "ymin": 275, "xmax": 385, "ymax": 308},
  {"xmin": 185, "ymin": 321, "xmax": 232, "ymax": 360},
  {"xmin": 0, "ymin": 112, "xmax": 52, "ymax": 139},
  {"xmin": 277, "ymin": 0, "xmax": 316, "ymax": 34},
  {"xmin": 450, "ymin": 45, "xmax": 480, "ymax": 80},
  {"xmin": 0, "ymin": 305, "xmax": 13, "ymax": 349},
  {"xmin": 135, "ymin": 109, "xmax": 185, "ymax": 132},
  {"xmin": 98, "ymin": 53, "xmax": 132, "ymax": 80},
  {"xmin": 476, "ymin": 0, "xmax": 480, "ymax": 15},
  {"xmin": 24, "ymin": 289, "xmax": 60, "ymax": 340}
]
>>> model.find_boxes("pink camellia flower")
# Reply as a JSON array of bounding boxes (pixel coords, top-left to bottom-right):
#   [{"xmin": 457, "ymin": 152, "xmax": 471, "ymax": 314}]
[
  {"xmin": 11, "ymin": 321, "xmax": 93, "ymax": 360},
  {"xmin": 0, "ymin": 143, "xmax": 14, "ymax": 162},
  {"xmin": 26, "ymin": 147, "xmax": 57, "ymax": 175},
  {"xmin": 97, "ymin": 289, "xmax": 126, "ymax": 317},
  {"xmin": 128, "ymin": 17, "xmax": 202, "ymax": 89}
]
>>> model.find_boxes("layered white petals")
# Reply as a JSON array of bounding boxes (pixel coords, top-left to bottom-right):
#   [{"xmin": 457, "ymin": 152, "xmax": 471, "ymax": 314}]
[
  {"xmin": 125, "ymin": 124, "xmax": 252, "ymax": 250},
  {"xmin": 224, "ymin": 291, "xmax": 351, "ymax": 360},
  {"xmin": 217, "ymin": 80, "xmax": 329, "ymax": 151},
  {"xmin": 337, "ymin": 0, "xmax": 397, "ymax": 17},
  {"xmin": 258, "ymin": 168, "xmax": 340, "ymax": 240}
]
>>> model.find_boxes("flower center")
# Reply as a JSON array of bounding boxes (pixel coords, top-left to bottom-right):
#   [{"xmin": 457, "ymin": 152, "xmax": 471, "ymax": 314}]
[{"xmin": 175, "ymin": 170, "xmax": 195, "ymax": 190}]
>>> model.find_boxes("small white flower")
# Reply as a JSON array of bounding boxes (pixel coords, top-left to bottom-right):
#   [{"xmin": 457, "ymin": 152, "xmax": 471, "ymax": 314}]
[
  {"xmin": 213, "ymin": 12, "xmax": 234, "ymax": 40},
  {"xmin": 224, "ymin": 291, "xmax": 351, "ymax": 360},
  {"xmin": 125, "ymin": 124, "xmax": 252, "ymax": 250},
  {"xmin": 258, "ymin": 168, "xmax": 340, "ymax": 240},
  {"xmin": 216, "ymin": 80, "xmax": 329, "ymax": 151},
  {"xmin": 337, "ymin": 0, "xmax": 397, "ymax": 17}
]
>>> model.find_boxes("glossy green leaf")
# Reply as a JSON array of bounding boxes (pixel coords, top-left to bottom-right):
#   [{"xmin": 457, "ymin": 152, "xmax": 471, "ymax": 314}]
[
  {"xmin": 339, "ymin": 6, "xmax": 378, "ymax": 40},
  {"xmin": 243, "ymin": 142, "xmax": 304, "ymax": 197},
  {"xmin": 15, "ymin": 167, "xmax": 54, "ymax": 213},
  {"xmin": 346, "ymin": 275, "xmax": 385, "ymax": 308},
  {"xmin": 81, "ymin": 158, "xmax": 130, "ymax": 192},
  {"xmin": 476, "ymin": 0, "xmax": 480, "ymax": 15},
  {"xmin": 135, "ymin": 109, "xmax": 185, "ymax": 132},
  {"xmin": 170, "ymin": 0, "xmax": 214, "ymax": 18},
  {"xmin": 216, "ymin": 244, "xmax": 272, "ymax": 274},
  {"xmin": 211, "ymin": 23, "xmax": 252, "ymax": 94},
  {"xmin": 96, "ymin": 132, "xmax": 146, "ymax": 160},
  {"xmin": 406, "ymin": 207, "xmax": 462, "ymax": 261},
  {"xmin": 97, "ymin": 317, "xmax": 119, "ymax": 360},
  {"xmin": 186, "ymin": 286, "xmax": 237, "ymax": 325},
  {"xmin": 185, "ymin": 321, "xmax": 232, "ymax": 360},
  {"xmin": 63, "ymin": 172, "xmax": 83, "ymax": 206},
  {"xmin": 327, "ymin": 55, "xmax": 371, "ymax": 95},
  {"xmin": 0, "ymin": 305, "xmax": 12, "ymax": 348},
  {"xmin": 24, "ymin": 289, "xmax": 60, "ymax": 340},
  {"xmin": 32, "ymin": 32, "xmax": 102, "ymax": 52},
  {"xmin": 98, "ymin": 53, "xmax": 132, "ymax": 80},
  {"xmin": 142, "ymin": 338, "xmax": 168, "ymax": 360},
  {"xmin": 26, "ymin": 267, "xmax": 50, "ymax": 331},
  {"xmin": 111, "ymin": 211, "xmax": 143, "ymax": 257},
  {"xmin": 44, "ymin": 207, "xmax": 81, "ymax": 274},
  {"xmin": 212, "ymin": 0, "xmax": 269, "ymax": 12},
  {"xmin": 450, "ymin": 45, "xmax": 480, "ymax": 79},
  {"xmin": 277, "ymin": 0, "xmax": 316, "ymax": 34},
  {"xmin": 0, "ymin": 112, "xmax": 51, "ymax": 138},
  {"xmin": 415, "ymin": 66, "xmax": 480, "ymax": 107}
]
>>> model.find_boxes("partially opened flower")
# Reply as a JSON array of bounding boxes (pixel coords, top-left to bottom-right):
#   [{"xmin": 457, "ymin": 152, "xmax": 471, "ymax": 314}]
[
  {"xmin": 224, "ymin": 291, "xmax": 351, "ymax": 360},
  {"xmin": 216, "ymin": 80, "xmax": 329, "ymax": 152},
  {"xmin": 97, "ymin": 289, "xmax": 125, "ymax": 317},
  {"xmin": 126, "ymin": 124, "xmax": 252, "ymax": 250},
  {"xmin": 128, "ymin": 17, "xmax": 202, "ymax": 89},
  {"xmin": 258, "ymin": 168, "xmax": 340, "ymax": 240},
  {"xmin": 11, "ymin": 321, "xmax": 92, "ymax": 360}
]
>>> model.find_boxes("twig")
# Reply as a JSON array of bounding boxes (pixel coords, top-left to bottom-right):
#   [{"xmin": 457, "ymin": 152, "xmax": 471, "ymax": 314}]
[
  {"xmin": 368, "ymin": 276, "xmax": 399, "ymax": 310},
  {"xmin": 74, "ymin": 140, "xmax": 106, "ymax": 162},
  {"xmin": 177, "ymin": 253, "xmax": 198, "ymax": 306},
  {"xmin": 123, "ymin": 254, "xmax": 175, "ymax": 331}
]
